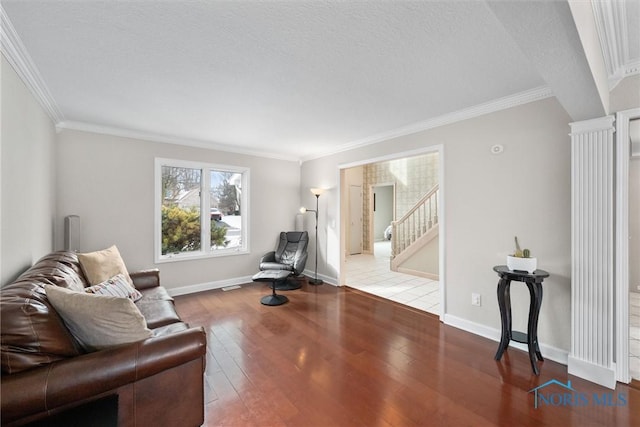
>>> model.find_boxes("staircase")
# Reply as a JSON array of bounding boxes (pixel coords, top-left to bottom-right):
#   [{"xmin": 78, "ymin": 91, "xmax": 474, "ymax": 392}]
[{"xmin": 391, "ymin": 184, "xmax": 439, "ymax": 272}]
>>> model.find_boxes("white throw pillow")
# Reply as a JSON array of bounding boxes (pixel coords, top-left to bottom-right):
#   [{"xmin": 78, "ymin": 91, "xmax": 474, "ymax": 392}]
[
  {"xmin": 77, "ymin": 245, "xmax": 133, "ymax": 286},
  {"xmin": 45, "ymin": 285, "xmax": 152, "ymax": 352},
  {"xmin": 84, "ymin": 273, "xmax": 142, "ymax": 302}
]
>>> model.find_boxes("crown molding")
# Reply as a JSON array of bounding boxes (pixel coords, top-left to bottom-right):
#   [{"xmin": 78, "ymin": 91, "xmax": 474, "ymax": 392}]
[
  {"xmin": 591, "ymin": 0, "xmax": 639, "ymax": 89},
  {"xmin": 56, "ymin": 120, "xmax": 300, "ymax": 162},
  {"xmin": 59, "ymin": 84, "xmax": 553, "ymax": 165},
  {"xmin": 0, "ymin": 5, "xmax": 63, "ymax": 123},
  {"xmin": 300, "ymin": 85, "xmax": 554, "ymax": 163}
]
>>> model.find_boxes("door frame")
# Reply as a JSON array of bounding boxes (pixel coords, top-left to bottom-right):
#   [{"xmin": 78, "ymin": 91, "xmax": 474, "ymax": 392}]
[
  {"xmin": 338, "ymin": 144, "xmax": 445, "ymax": 320},
  {"xmin": 615, "ymin": 107, "xmax": 640, "ymax": 383}
]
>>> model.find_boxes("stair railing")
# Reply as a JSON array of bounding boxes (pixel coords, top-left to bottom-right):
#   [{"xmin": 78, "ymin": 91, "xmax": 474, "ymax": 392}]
[{"xmin": 391, "ymin": 184, "xmax": 439, "ymax": 259}]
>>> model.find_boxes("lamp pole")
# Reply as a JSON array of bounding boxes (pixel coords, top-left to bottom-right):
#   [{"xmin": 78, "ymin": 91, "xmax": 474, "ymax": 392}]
[
  {"xmin": 309, "ymin": 192, "xmax": 323, "ymax": 285},
  {"xmin": 300, "ymin": 188, "xmax": 324, "ymax": 285}
]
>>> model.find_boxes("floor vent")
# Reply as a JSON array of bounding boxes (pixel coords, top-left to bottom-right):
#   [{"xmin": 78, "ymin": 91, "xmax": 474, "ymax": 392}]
[{"xmin": 222, "ymin": 285, "xmax": 241, "ymax": 292}]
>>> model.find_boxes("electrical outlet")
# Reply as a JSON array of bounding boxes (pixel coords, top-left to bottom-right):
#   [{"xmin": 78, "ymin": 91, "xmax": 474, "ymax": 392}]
[{"xmin": 472, "ymin": 293, "xmax": 481, "ymax": 307}]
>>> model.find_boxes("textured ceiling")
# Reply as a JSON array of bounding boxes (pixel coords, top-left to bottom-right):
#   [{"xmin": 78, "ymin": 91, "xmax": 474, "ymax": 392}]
[{"xmin": 2, "ymin": 1, "xmax": 637, "ymax": 161}]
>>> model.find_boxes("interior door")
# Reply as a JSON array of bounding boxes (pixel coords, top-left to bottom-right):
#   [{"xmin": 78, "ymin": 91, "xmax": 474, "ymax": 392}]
[
  {"xmin": 373, "ymin": 185, "xmax": 394, "ymax": 242},
  {"xmin": 349, "ymin": 185, "xmax": 363, "ymax": 255}
]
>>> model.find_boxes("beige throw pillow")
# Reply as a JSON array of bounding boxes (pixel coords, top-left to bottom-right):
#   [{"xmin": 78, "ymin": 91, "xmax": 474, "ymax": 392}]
[
  {"xmin": 45, "ymin": 285, "xmax": 152, "ymax": 352},
  {"xmin": 77, "ymin": 245, "xmax": 133, "ymax": 286}
]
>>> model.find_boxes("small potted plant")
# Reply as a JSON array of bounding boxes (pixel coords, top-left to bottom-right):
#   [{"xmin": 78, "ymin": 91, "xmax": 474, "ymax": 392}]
[{"xmin": 507, "ymin": 236, "xmax": 537, "ymax": 273}]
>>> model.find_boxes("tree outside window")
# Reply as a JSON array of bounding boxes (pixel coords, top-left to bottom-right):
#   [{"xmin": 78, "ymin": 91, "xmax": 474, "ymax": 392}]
[{"xmin": 156, "ymin": 159, "xmax": 249, "ymax": 261}]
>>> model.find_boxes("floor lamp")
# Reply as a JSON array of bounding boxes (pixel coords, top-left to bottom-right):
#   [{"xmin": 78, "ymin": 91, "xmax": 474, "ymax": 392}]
[{"xmin": 300, "ymin": 188, "xmax": 324, "ymax": 285}]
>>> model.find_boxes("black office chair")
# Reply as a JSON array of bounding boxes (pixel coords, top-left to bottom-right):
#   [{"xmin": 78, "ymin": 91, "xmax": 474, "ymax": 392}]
[{"xmin": 259, "ymin": 231, "xmax": 308, "ymax": 290}]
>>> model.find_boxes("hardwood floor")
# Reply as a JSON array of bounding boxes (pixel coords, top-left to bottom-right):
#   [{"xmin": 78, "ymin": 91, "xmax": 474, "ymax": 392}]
[{"xmin": 174, "ymin": 279, "xmax": 639, "ymax": 426}]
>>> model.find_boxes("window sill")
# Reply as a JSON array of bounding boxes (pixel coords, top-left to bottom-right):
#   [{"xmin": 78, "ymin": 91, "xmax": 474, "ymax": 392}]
[{"xmin": 155, "ymin": 248, "xmax": 249, "ymax": 264}]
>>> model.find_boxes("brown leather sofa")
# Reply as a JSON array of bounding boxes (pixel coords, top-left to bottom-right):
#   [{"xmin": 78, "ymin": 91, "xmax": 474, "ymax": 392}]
[{"xmin": 0, "ymin": 251, "xmax": 207, "ymax": 427}]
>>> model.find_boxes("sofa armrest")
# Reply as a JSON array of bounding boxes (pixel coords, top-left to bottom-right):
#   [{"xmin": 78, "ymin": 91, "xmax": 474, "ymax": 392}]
[
  {"xmin": 0, "ymin": 327, "xmax": 206, "ymax": 425},
  {"xmin": 130, "ymin": 269, "xmax": 160, "ymax": 290}
]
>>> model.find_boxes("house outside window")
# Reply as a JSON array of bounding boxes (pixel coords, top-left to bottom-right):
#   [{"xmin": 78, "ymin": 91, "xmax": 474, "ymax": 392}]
[{"xmin": 155, "ymin": 158, "xmax": 249, "ymax": 262}]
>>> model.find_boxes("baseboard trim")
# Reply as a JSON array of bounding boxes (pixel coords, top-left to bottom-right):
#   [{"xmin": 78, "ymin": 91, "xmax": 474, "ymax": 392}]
[
  {"xmin": 443, "ymin": 313, "xmax": 569, "ymax": 366},
  {"xmin": 568, "ymin": 355, "xmax": 617, "ymax": 390},
  {"xmin": 396, "ymin": 267, "xmax": 439, "ymax": 281},
  {"xmin": 168, "ymin": 270, "xmax": 338, "ymax": 296},
  {"xmin": 301, "ymin": 269, "xmax": 338, "ymax": 286},
  {"xmin": 168, "ymin": 275, "xmax": 254, "ymax": 297}
]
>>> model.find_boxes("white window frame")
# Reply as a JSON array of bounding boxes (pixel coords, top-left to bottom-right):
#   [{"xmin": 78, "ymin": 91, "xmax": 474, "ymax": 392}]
[{"xmin": 154, "ymin": 158, "xmax": 250, "ymax": 263}]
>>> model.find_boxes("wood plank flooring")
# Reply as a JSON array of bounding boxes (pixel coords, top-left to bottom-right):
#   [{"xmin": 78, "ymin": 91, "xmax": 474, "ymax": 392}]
[{"xmin": 174, "ymin": 279, "xmax": 639, "ymax": 426}]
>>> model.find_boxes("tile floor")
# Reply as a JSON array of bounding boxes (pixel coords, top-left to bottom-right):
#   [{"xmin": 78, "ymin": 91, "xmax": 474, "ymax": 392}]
[
  {"xmin": 344, "ymin": 241, "xmax": 440, "ymax": 316},
  {"xmin": 631, "ymin": 292, "xmax": 640, "ymax": 380}
]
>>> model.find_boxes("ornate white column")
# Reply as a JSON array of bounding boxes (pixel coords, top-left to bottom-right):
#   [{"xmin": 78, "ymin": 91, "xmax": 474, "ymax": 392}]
[{"xmin": 568, "ymin": 115, "xmax": 616, "ymax": 389}]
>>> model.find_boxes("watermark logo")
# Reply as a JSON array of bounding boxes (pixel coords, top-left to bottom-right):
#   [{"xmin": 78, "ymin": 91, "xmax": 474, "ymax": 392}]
[{"xmin": 529, "ymin": 379, "xmax": 627, "ymax": 409}]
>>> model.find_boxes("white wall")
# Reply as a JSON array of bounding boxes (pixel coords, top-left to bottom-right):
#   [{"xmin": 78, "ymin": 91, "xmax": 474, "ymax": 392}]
[
  {"xmin": 55, "ymin": 129, "xmax": 300, "ymax": 291},
  {"xmin": 1, "ymin": 55, "xmax": 57, "ymax": 285},
  {"xmin": 610, "ymin": 74, "xmax": 640, "ymax": 113},
  {"xmin": 400, "ymin": 234, "xmax": 439, "ymax": 276},
  {"xmin": 301, "ymin": 97, "xmax": 572, "ymax": 351}
]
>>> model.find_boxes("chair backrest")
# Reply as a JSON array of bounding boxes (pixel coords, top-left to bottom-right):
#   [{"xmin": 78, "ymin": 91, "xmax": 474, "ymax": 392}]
[{"xmin": 274, "ymin": 231, "xmax": 308, "ymax": 266}]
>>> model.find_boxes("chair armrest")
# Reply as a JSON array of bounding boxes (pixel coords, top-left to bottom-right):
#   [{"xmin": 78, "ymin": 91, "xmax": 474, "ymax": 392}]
[
  {"xmin": 293, "ymin": 252, "xmax": 308, "ymax": 276},
  {"xmin": 260, "ymin": 251, "xmax": 276, "ymax": 265},
  {"xmin": 130, "ymin": 269, "xmax": 160, "ymax": 290},
  {"xmin": 0, "ymin": 327, "xmax": 206, "ymax": 425}
]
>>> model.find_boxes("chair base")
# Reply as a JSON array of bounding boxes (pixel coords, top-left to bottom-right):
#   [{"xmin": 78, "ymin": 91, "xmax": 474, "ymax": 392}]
[
  {"xmin": 274, "ymin": 277, "xmax": 302, "ymax": 290},
  {"xmin": 260, "ymin": 294, "xmax": 289, "ymax": 306},
  {"xmin": 253, "ymin": 270, "xmax": 292, "ymax": 307}
]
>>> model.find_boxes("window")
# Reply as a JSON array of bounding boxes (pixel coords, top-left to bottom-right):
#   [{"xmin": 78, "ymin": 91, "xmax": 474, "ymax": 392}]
[{"xmin": 155, "ymin": 158, "xmax": 249, "ymax": 262}]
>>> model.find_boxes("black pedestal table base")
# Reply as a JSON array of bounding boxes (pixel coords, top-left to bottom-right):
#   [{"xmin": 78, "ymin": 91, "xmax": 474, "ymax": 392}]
[{"xmin": 493, "ymin": 265, "xmax": 549, "ymax": 375}]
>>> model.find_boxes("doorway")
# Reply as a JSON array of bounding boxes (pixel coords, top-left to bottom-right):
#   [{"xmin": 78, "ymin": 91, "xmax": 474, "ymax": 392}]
[
  {"xmin": 349, "ymin": 185, "xmax": 363, "ymax": 255},
  {"xmin": 340, "ymin": 148, "xmax": 443, "ymax": 318},
  {"xmin": 615, "ymin": 108, "xmax": 640, "ymax": 384},
  {"xmin": 372, "ymin": 184, "xmax": 394, "ymax": 255},
  {"xmin": 628, "ymin": 120, "xmax": 640, "ymax": 381}
]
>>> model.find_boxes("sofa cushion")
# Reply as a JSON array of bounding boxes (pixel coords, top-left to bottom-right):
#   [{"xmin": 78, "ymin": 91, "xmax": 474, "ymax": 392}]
[
  {"xmin": 151, "ymin": 322, "xmax": 189, "ymax": 338},
  {"xmin": 85, "ymin": 274, "xmax": 142, "ymax": 301},
  {"xmin": 45, "ymin": 285, "xmax": 152, "ymax": 352},
  {"xmin": 1, "ymin": 283, "xmax": 81, "ymax": 374},
  {"xmin": 135, "ymin": 299, "xmax": 182, "ymax": 329},
  {"xmin": 134, "ymin": 286, "xmax": 179, "ymax": 329},
  {"xmin": 16, "ymin": 251, "xmax": 88, "ymax": 291},
  {"xmin": 77, "ymin": 245, "xmax": 133, "ymax": 286},
  {"xmin": 138, "ymin": 285, "xmax": 173, "ymax": 302}
]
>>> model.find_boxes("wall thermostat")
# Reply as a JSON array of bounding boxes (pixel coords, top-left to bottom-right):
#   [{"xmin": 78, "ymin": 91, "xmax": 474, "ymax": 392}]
[{"xmin": 491, "ymin": 144, "xmax": 504, "ymax": 154}]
